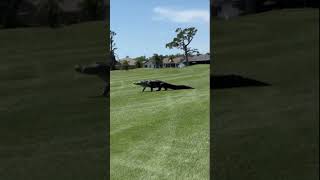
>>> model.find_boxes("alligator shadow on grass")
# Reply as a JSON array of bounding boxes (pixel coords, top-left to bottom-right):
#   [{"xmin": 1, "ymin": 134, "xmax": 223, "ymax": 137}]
[{"xmin": 211, "ymin": 74, "xmax": 270, "ymax": 89}]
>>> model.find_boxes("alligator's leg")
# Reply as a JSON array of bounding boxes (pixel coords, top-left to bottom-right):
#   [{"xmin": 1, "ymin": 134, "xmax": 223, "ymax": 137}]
[
  {"xmin": 163, "ymin": 84, "xmax": 168, "ymax": 91},
  {"xmin": 150, "ymin": 87, "xmax": 153, "ymax": 92},
  {"xmin": 157, "ymin": 86, "xmax": 161, "ymax": 91},
  {"xmin": 142, "ymin": 87, "xmax": 146, "ymax": 92}
]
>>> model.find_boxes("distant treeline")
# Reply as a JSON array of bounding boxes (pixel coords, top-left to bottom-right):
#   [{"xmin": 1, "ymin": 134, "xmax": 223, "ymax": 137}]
[
  {"xmin": 0, "ymin": 0, "xmax": 107, "ymax": 29},
  {"xmin": 212, "ymin": 0, "xmax": 319, "ymax": 16}
]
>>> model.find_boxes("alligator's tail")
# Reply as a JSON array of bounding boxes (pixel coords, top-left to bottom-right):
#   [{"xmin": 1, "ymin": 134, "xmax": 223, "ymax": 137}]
[{"xmin": 166, "ymin": 83, "xmax": 194, "ymax": 90}]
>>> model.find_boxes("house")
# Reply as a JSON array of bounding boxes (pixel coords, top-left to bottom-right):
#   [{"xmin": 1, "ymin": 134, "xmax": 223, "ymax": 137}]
[
  {"xmin": 178, "ymin": 54, "xmax": 211, "ymax": 66},
  {"xmin": 120, "ymin": 56, "xmax": 136, "ymax": 66},
  {"xmin": 188, "ymin": 54, "xmax": 211, "ymax": 65},
  {"xmin": 127, "ymin": 59, "xmax": 136, "ymax": 66},
  {"xmin": 144, "ymin": 61, "xmax": 155, "ymax": 68},
  {"xmin": 162, "ymin": 56, "xmax": 185, "ymax": 68},
  {"xmin": 144, "ymin": 54, "xmax": 210, "ymax": 68},
  {"xmin": 144, "ymin": 60, "xmax": 163, "ymax": 68},
  {"xmin": 118, "ymin": 56, "xmax": 138, "ymax": 70}
]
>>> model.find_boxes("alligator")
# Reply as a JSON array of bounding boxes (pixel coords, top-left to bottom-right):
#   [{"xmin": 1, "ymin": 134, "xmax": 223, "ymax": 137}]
[
  {"xmin": 75, "ymin": 62, "xmax": 109, "ymax": 96},
  {"xmin": 134, "ymin": 80, "xmax": 193, "ymax": 92}
]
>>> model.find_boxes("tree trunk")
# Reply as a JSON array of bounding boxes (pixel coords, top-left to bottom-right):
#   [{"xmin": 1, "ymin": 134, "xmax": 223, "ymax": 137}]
[{"xmin": 184, "ymin": 47, "xmax": 189, "ymax": 66}]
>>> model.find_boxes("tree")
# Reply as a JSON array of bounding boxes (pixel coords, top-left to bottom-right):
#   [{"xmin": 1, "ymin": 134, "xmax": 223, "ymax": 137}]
[
  {"xmin": 158, "ymin": 54, "xmax": 166, "ymax": 61},
  {"xmin": 151, "ymin": 54, "xmax": 162, "ymax": 68},
  {"xmin": 39, "ymin": 0, "xmax": 63, "ymax": 28},
  {"xmin": 78, "ymin": 0, "xmax": 105, "ymax": 21},
  {"xmin": 166, "ymin": 27, "xmax": 199, "ymax": 66},
  {"xmin": 110, "ymin": 30, "xmax": 118, "ymax": 70},
  {"xmin": 134, "ymin": 56, "xmax": 146, "ymax": 68},
  {"xmin": 1, "ymin": 0, "xmax": 23, "ymax": 28},
  {"xmin": 169, "ymin": 55, "xmax": 175, "ymax": 61},
  {"xmin": 122, "ymin": 60, "xmax": 129, "ymax": 71}
]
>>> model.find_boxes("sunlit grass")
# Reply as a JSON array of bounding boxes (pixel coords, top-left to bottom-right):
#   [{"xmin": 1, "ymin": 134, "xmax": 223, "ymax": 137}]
[{"xmin": 110, "ymin": 65, "xmax": 210, "ymax": 179}]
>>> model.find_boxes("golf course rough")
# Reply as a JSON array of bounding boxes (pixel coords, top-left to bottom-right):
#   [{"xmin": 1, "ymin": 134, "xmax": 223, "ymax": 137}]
[
  {"xmin": 0, "ymin": 22, "xmax": 108, "ymax": 179},
  {"xmin": 110, "ymin": 65, "xmax": 210, "ymax": 180}
]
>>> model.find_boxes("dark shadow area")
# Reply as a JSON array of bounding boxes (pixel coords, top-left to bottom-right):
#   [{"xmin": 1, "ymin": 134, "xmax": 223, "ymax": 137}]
[
  {"xmin": 88, "ymin": 95, "xmax": 108, "ymax": 99},
  {"xmin": 211, "ymin": 74, "xmax": 270, "ymax": 89}
]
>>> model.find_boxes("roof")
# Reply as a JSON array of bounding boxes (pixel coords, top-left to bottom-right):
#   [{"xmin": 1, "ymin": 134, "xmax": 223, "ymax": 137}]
[
  {"xmin": 189, "ymin": 54, "xmax": 210, "ymax": 62},
  {"xmin": 162, "ymin": 57, "xmax": 171, "ymax": 64},
  {"xmin": 120, "ymin": 57, "xmax": 136, "ymax": 66},
  {"xmin": 144, "ymin": 61, "xmax": 154, "ymax": 65},
  {"xmin": 163, "ymin": 56, "xmax": 185, "ymax": 64}
]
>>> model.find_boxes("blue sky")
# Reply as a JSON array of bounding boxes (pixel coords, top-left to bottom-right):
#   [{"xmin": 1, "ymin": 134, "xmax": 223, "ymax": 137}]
[{"xmin": 111, "ymin": 0, "xmax": 210, "ymax": 59}]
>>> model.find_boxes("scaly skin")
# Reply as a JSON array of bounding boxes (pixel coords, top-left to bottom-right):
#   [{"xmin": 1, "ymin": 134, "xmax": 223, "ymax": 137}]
[{"xmin": 134, "ymin": 80, "xmax": 193, "ymax": 92}]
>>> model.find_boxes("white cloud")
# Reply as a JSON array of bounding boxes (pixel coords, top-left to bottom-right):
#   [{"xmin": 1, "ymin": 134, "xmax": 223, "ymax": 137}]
[{"xmin": 153, "ymin": 7, "xmax": 209, "ymax": 23}]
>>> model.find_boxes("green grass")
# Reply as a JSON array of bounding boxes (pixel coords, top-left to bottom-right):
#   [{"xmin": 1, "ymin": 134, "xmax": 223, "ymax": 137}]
[
  {"xmin": 110, "ymin": 65, "xmax": 210, "ymax": 179},
  {"xmin": 1, "ymin": 8, "xmax": 318, "ymax": 180},
  {"xmin": 0, "ymin": 22, "xmax": 108, "ymax": 179},
  {"xmin": 212, "ymin": 9, "xmax": 319, "ymax": 179}
]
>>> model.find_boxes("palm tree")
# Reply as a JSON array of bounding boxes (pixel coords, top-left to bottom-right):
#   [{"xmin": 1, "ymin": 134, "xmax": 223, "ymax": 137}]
[{"xmin": 110, "ymin": 30, "xmax": 118, "ymax": 70}]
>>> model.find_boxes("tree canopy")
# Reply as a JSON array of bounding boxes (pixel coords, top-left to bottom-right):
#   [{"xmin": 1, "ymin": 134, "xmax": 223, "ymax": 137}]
[
  {"xmin": 110, "ymin": 30, "xmax": 118, "ymax": 70},
  {"xmin": 134, "ymin": 56, "xmax": 146, "ymax": 68},
  {"xmin": 39, "ymin": 0, "xmax": 64, "ymax": 28},
  {"xmin": 78, "ymin": 0, "xmax": 105, "ymax": 21},
  {"xmin": 1, "ymin": 0, "xmax": 23, "ymax": 28},
  {"xmin": 151, "ymin": 54, "xmax": 162, "ymax": 67},
  {"xmin": 166, "ymin": 27, "xmax": 199, "ymax": 66}
]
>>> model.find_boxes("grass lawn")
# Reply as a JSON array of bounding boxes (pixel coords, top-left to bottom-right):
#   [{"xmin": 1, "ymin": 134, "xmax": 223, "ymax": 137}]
[
  {"xmin": 1, "ymin": 7, "xmax": 318, "ymax": 180},
  {"xmin": 0, "ymin": 22, "xmax": 108, "ymax": 179},
  {"xmin": 212, "ymin": 9, "xmax": 319, "ymax": 179},
  {"xmin": 110, "ymin": 65, "xmax": 210, "ymax": 179}
]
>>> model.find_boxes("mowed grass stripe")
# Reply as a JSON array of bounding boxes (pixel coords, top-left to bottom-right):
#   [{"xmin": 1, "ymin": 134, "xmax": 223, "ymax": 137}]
[
  {"xmin": 111, "ymin": 65, "xmax": 209, "ymax": 179},
  {"xmin": 212, "ymin": 9, "xmax": 318, "ymax": 179},
  {"xmin": 0, "ymin": 21, "xmax": 108, "ymax": 179}
]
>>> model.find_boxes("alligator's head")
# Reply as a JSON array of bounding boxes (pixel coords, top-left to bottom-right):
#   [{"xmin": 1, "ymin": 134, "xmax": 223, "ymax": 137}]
[{"xmin": 133, "ymin": 80, "xmax": 147, "ymax": 86}]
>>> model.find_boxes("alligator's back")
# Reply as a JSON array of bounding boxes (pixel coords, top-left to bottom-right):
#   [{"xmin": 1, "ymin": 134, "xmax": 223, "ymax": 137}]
[{"xmin": 134, "ymin": 80, "xmax": 193, "ymax": 91}]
